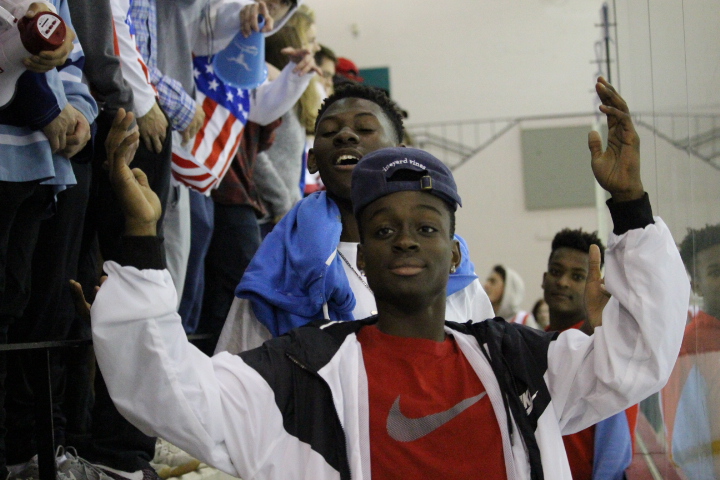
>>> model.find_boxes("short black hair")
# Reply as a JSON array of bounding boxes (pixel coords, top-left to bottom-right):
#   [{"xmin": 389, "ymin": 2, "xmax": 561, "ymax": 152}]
[
  {"xmin": 315, "ymin": 84, "xmax": 405, "ymax": 144},
  {"xmin": 679, "ymin": 223, "xmax": 720, "ymax": 280},
  {"xmin": 492, "ymin": 265, "xmax": 506, "ymax": 283},
  {"xmin": 550, "ymin": 228, "xmax": 605, "ymax": 267}
]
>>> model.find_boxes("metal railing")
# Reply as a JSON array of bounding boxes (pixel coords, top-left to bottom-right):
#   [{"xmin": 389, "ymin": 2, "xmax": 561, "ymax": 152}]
[
  {"xmin": 406, "ymin": 111, "xmax": 720, "ymax": 172},
  {"xmin": 0, "ymin": 334, "xmax": 216, "ymax": 480}
]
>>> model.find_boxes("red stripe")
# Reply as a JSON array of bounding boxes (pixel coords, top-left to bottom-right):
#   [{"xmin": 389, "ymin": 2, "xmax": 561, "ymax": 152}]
[
  {"xmin": 205, "ymin": 115, "xmax": 238, "ymax": 170},
  {"xmin": 172, "ymin": 154, "xmax": 200, "ymax": 170},
  {"xmin": 172, "ymin": 173, "xmax": 214, "ymax": 193},
  {"xmin": 111, "ymin": 23, "xmax": 120, "ymax": 56},
  {"xmin": 214, "ymin": 130, "xmax": 243, "ymax": 183},
  {"xmin": 192, "ymin": 97, "xmax": 218, "ymax": 154}
]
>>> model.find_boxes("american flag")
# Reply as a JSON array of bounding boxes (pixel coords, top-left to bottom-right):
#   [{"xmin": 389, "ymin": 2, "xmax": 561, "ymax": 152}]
[{"xmin": 171, "ymin": 55, "xmax": 250, "ymax": 194}]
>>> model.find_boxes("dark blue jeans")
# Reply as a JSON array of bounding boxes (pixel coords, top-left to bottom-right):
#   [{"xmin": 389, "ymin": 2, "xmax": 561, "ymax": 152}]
[
  {"xmin": 196, "ymin": 204, "xmax": 261, "ymax": 355},
  {"xmin": 178, "ymin": 190, "xmax": 215, "ymax": 334}
]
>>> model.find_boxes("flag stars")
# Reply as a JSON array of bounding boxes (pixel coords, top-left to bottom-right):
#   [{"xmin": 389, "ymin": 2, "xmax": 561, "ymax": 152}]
[
  {"xmin": 193, "ymin": 68, "xmax": 201, "ymax": 79},
  {"xmin": 226, "ymin": 91, "xmax": 234, "ymax": 102},
  {"xmin": 205, "ymin": 63, "xmax": 215, "ymax": 74},
  {"xmin": 208, "ymin": 79, "xmax": 219, "ymax": 91}
]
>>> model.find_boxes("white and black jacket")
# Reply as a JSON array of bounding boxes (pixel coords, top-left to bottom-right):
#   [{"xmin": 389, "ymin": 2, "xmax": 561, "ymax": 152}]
[{"xmin": 92, "ymin": 195, "xmax": 690, "ymax": 480}]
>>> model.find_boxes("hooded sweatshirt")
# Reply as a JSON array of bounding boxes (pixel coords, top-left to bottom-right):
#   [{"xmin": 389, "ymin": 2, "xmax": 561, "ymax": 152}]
[{"xmin": 496, "ymin": 266, "xmax": 540, "ymax": 330}]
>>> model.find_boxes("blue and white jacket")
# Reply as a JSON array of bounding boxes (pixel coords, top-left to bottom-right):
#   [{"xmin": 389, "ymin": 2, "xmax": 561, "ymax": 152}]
[
  {"xmin": 0, "ymin": 0, "xmax": 98, "ymax": 193},
  {"xmin": 92, "ymin": 197, "xmax": 690, "ymax": 480}
]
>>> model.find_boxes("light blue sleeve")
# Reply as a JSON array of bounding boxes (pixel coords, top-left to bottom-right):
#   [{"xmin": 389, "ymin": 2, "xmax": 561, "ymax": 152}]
[{"xmin": 55, "ymin": 0, "xmax": 98, "ymax": 124}]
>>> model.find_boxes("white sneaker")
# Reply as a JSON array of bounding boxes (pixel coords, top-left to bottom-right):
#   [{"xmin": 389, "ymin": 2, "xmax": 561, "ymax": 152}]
[
  {"xmin": 56, "ymin": 447, "xmax": 114, "ymax": 480},
  {"xmin": 151, "ymin": 440, "xmax": 196, "ymax": 470}
]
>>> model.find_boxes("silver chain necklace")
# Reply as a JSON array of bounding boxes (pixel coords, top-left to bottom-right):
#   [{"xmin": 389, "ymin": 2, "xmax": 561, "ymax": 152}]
[{"xmin": 337, "ymin": 250, "xmax": 372, "ymax": 292}]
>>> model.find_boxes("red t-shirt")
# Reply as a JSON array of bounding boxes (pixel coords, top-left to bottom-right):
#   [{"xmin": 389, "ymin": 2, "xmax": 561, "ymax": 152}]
[
  {"xmin": 357, "ymin": 325, "xmax": 507, "ymax": 480},
  {"xmin": 548, "ymin": 321, "xmax": 638, "ymax": 479}
]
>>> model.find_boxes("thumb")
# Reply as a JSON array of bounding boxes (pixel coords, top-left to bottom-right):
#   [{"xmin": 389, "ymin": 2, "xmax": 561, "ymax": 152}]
[
  {"xmin": 587, "ymin": 244, "xmax": 602, "ymax": 283},
  {"xmin": 588, "ymin": 130, "xmax": 603, "ymax": 161},
  {"xmin": 132, "ymin": 167, "xmax": 151, "ymax": 188}
]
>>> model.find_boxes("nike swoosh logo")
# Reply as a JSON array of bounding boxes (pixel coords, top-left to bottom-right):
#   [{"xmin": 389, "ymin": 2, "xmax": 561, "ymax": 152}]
[{"xmin": 386, "ymin": 392, "xmax": 487, "ymax": 442}]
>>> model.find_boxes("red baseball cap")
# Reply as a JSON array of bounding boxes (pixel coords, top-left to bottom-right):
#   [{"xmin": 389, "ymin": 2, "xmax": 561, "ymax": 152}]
[{"xmin": 335, "ymin": 57, "xmax": 364, "ymax": 83}]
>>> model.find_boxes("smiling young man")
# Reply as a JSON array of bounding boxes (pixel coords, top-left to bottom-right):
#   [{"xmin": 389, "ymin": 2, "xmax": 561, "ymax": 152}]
[
  {"xmin": 215, "ymin": 84, "xmax": 494, "ymax": 353},
  {"xmin": 542, "ymin": 229, "xmax": 639, "ymax": 480},
  {"xmin": 90, "ymin": 77, "xmax": 690, "ymax": 479}
]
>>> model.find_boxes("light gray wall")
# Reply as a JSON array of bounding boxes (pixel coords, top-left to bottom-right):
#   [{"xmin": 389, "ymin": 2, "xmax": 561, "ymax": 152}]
[{"xmin": 312, "ymin": 0, "xmax": 720, "ymax": 311}]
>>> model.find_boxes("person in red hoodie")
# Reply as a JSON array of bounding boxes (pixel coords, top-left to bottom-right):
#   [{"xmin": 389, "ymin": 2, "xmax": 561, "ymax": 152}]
[
  {"xmin": 663, "ymin": 224, "xmax": 720, "ymax": 479},
  {"xmin": 542, "ymin": 228, "xmax": 639, "ymax": 479}
]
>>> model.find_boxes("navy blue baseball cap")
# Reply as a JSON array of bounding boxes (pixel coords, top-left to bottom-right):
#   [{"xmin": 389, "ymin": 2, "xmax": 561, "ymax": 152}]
[{"xmin": 351, "ymin": 147, "xmax": 462, "ymax": 218}]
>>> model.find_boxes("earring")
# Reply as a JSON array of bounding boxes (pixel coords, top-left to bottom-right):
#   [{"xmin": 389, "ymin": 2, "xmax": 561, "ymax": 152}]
[{"xmin": 450, "ymin": 265, "xmax": 457, "ymax": 273}]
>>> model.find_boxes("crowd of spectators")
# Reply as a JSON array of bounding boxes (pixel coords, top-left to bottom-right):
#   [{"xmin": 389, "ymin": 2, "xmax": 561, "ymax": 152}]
[{"xmin": 0, "ymin": 1, "xmax": 713, "ymax": 479}]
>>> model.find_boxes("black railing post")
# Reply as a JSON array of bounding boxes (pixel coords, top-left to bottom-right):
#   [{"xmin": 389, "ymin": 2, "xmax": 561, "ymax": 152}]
[{"xmin": 32, "ymin": 349, "xmax": 56, "ymax": 480}]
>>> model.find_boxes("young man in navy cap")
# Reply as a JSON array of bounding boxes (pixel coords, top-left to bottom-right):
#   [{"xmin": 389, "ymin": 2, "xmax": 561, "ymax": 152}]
[
  {"xmin": 88, "ymin": 77, "xmax": 689, "ymax": 479},
  {"xmin": 214, "ymin": 83, "xmax": 494, "ymax": 354}
]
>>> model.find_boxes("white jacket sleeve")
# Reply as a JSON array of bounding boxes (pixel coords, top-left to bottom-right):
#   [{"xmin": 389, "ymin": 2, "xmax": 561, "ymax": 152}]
[
  {"xmin": 248, "ymin": 61, "xmax": 314, "ymax": 126},
  {"xmin": 108, "ymin": 0, "xmax": 156, "ymax": 117},
  {"xmin": 92, "ymin": 261, "xmax": 299, "ymax": 478},
  {"xmin": 546, "ymin": 218, "xmax": 690, "ymax": 435},
  {"xmin": 91, "ymin": 262, "xmax": 236, "ymax": 473}
]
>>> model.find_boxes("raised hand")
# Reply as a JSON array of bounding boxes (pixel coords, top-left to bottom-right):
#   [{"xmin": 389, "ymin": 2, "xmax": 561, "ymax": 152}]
[
  {"xmin": 240, "ymin": 1, "xmax": 274, "ymax": 37},
  {"xmin": 583, "ymin": 244, "xmax": 611, "ymax": 332},
  {"xmin": 281, "ymin": 47, "xmax": 322, "ymax": 76},
  {"xmin": 587, "ymin": 77, "xmax": 644, "ymax": 202},
  {"xmin": 106, "ymin": 109, "xmax": 161, "ymax": 236}
]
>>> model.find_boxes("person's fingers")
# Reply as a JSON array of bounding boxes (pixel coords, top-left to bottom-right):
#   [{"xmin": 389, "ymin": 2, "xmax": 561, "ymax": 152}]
[
  {"xmin": 151, "ymin": 133, "xmax": 162, "ymax": 154},
  {"xmin": 22, "ymin": 58, "xmax": 54, "ymax": 73},
  {"xmin": 140, "ymin": 133, "xmax": 154, "ymax": 153},
  {"xmin": 113, "ymin": 131, "xmax": 140, "ymax": 171},
  {"xmin": 293, "ymin": 56, "xmax": 311, "ymax": 74},
  {"xmin": 240, "ymin": 4, "xmax": 253, "ymax": 37},
  {"xmin": 596, "ymin": 79, "xmax": 629, "ymax": 113},
  {"xmin": 181, "ymin": 129, "xmax": 191, "ymax": 146},
  {"xmin": 47, "ymin": 133, "xmax": 60, "ymax": 152},
  {"xmin": 65, "ymin": 133, "xmax": 81, "ymax": 146},
  {"xmin": 105, "ymin": 109, "xmax": 131, "ymax": 154},
  {"xmin": 588, "ymin": 130, "xmax": 603, "ymax": 161},
  {"xmin": 247, "ymin": 4, "xmax": 260, "ymax": 36},
  {"xmin": 588, "ymin": 244, "xmax": 602, "ymax": 283},
  {"xmin": 69, "ymin": 279, "xmax": 91, "ymax": 320},
  {"xmin": 26, "ymin": 2, "xmax": 51, "ymax": 17},
  {"xmin": 258, "ymin": 2, "xmax": 272, "ymax": 32},
  {"xmin": 57, "ymin": 131, "xmax": 67, "ymax": 152},
  {"xmin": 132, "ymin": 167, "xmax": 151, "ymax": 188}
]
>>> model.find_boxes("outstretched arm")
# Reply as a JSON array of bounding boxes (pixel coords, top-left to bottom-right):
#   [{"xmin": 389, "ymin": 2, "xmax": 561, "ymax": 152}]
[
  {"xmin": 546, "ymin": 78, "xmax": 690, "ymax": 434},
  {"xmin": 94, "ymin": 111, "xmax": 296, "ymax": 477}
]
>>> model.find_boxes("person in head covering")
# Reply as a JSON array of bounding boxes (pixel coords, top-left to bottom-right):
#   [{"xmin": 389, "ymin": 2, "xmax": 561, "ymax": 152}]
[{"xmin": 484, "ymin": 265, "xmax": 539, "ymax": 329}]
